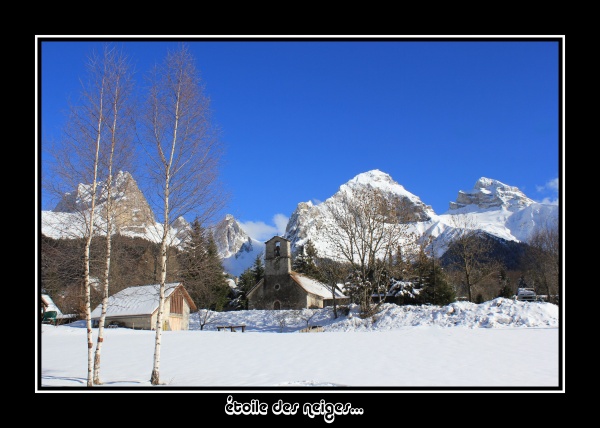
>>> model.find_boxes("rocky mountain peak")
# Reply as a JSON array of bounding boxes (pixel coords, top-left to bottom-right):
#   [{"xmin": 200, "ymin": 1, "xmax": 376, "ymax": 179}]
[
  {"xmin": 212, "ymin": 214, "xmax": 253, "ymax": 259},
  {"xmin": 346, "ymin": 169, "xmax": 394, "ymax": 186},
  {"xmin": 284, "ymin": 170, "xmax": 435, "ymax": 251},
  {"xmin": 338, "ymin": 169, "xmax": 435, "ymax": 221},
  {"xmin": 449, "ymin": 177, "xmax": 535, "ymax": 212},
  {"xmin": 52, "ymin": 171, "xmax": 155, "ymax": 233}
]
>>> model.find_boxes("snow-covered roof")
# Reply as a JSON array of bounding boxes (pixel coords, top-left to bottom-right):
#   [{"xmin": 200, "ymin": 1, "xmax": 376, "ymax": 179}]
[
  {"xmin": 41, "ymin": 294, "xmax": 63, "ymax": 315},
  {"xmin": 90, "ymin": 283, "xmax": 182, "ymax": 319},
  {"xmin": 290, "ymin": 273, "xmax": 347, "ymax": 299}
]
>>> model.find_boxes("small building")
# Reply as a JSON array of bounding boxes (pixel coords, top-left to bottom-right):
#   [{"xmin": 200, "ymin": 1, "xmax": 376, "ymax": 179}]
[
  {"xmin": 246, "ymin": 236, "xmax": 349, "ymax": 310},
  {"xmin": 41, "ymin": 292, "xmax": 77, "ymax": 324},
  {"xmin": 91, "ymin": 283, "xmax": 197, "ymax": 330},
  {"xmin": 41, "ymin": 293, "xmax": 63, "ymax": 315}
]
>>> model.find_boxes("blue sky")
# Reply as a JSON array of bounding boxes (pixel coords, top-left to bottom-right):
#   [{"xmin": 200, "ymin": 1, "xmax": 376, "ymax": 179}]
[{"xmin": 38, "ymin": 36, "xmax": 561, "ymax": 241}]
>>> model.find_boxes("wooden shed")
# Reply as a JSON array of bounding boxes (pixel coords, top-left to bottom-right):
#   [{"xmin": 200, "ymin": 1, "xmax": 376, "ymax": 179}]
[{"xmin": 91, "ymin": 283, "xmax": 197, "ymax": 330}]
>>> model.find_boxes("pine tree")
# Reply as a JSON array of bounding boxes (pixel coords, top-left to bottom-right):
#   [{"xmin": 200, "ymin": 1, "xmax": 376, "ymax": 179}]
[
  {"xmin": 237, "ymin": 268, "xmax": 254, "ymax": 309},
  {"xmin": 292, "ymin": 240, "xmax": 322, "ymax": 281},
  {"xmin": 178, "ymin": 218, "xmax": 229, "ymax": 311},
  {"xmin": 251, "ymin": 253, "xmax": 265, "ymax": 285},
  {"xmin": 292, "ymin": 244, "xmax": 307, "ymax": 272},
  {"xmin": 497, "ymin": 269, "xmax": 513, "ymax": 298},
  {"xmin": 418, "ymin": 264, "xmax": 456, "ymax": 306}
]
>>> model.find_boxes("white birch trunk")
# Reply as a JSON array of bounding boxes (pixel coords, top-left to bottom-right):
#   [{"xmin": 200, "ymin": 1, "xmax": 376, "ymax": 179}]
[
  {"xmin": 150, "ymin": 77, "xmax": 180, "ymax": 385},
  {"xmin": 84, "ymin": 77, "xmax": 104, "ymax": 387},
  {"xmin": 93, "ymin": 169, "xmax": 113, "ymax": 385}
]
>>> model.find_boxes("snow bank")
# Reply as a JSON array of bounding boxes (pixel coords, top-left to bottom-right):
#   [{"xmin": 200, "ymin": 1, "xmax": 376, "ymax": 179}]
[{"xmin": 190, "ymin": 298, "xmax": 559, "ymax": 333}]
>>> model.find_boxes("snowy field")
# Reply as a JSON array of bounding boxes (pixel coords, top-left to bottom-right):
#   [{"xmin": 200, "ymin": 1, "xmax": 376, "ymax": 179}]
[{"xmin": 39, "ymin": 298, "xmax": 561, "ymax": 389}]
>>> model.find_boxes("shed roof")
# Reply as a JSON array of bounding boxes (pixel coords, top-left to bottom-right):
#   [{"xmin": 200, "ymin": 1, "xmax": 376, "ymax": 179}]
[
  {"xmin": 41, "ymin": 294, "xmax": 63, "ymax": 315},
  {"xmin": 90, "ymin": 283, "xmax": 195, "ymax": 319}
]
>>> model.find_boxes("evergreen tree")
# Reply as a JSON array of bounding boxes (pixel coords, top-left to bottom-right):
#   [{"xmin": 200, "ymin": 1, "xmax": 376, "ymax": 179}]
[
  {"xmin": 418, "ymin": 264, "xmax": 456, "ymax": 306},
  {"xmin": 251, "ymin": 253, "xmax": 265, "ymax": 285},
  {"xmin": 237, "ymin": 268, "xmax": 257, "ymax": 292},
  {"xmin": 292, "ymin": 239, "xmax": 322, "ymax": 280},
  {"xmin": 237, "ymin": 268, "xmax": 253, "ymax": 309},
  {"xmin": 497, "ymin": 268, "xmax": 513, "ymax": 298},
  {"xmin": 412, "ymin": 248, "xmax": 431, "ymax": 290},
  {"xmin": 292, "ymin": 244, "xmax": 307, "ymax": 272},
  {"xmin": 234, "ymin": 262, "xmax": 263, "ymax": 310},
  {"xmin": 178, "ymin": 218, "xmax": 230, "ymax": 311}
]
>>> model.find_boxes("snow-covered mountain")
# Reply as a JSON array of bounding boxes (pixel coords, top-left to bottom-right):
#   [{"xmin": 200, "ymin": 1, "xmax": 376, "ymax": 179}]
[
  {"xmin": 41, "ymin": 169, "xmax": 558, "ymax": 276},
  {"xmin": 285, "ymin": 169, "xmax": 435, "ymax": 253},
  {"xmin": 41, "ymin": 171, "xmax": 190, "ymax": 246},
  {"xmin": 438, "ymin": 176, "xmax": 558, "ymax": 245},
  {"xmin": 284, "ymin": 170, "xmax": 558, "ymax": 259},
  {"xmin": 210, "ymin": 214, "xmax": 265, "ymax": 276},
  {"xmin": 449, "ymin": 177, "xmax": 536, "ymax": 212}
]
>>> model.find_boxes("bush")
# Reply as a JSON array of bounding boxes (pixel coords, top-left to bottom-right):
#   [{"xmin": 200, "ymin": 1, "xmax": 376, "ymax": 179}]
[
  {"xmin": 337, "ymin": 305, "xmax": 350, "ymax": 316},
  {"xmin": 498, "ymin": 284, "xmax": 513, "ymax": 298}
]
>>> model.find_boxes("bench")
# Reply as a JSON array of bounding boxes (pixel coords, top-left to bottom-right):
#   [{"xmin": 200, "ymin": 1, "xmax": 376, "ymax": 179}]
[
  {"xmin": 216, "ymin": 325, "xmax": 246, "ymax": 332},
  {"xmin": 300, "ymin": 325, "xmax": 324, "ymax": 333},
  {"xmin": 42, "ymin": 311, "xmax": 58, "ymax": 326}
]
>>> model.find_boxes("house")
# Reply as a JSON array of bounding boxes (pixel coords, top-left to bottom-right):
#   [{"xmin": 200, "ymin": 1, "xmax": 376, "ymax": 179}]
[
  {"xmin": 41, "ymin": 293, "xmax": 63, "ymax": 316},
  {"xmin": 246, "ymin": 236, "xmax": 349, "ymax": 310},
  {"xmin": 41, "ymin": 292, "xmax": 77, "ymax": 324},
  {"xmin": 91, "ymin": 283, "xmax": 197, "ymax": 330}
]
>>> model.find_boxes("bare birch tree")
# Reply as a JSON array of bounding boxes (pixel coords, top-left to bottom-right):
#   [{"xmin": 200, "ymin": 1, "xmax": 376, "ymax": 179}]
[
  {"xmin": 92, "ymin": 47, "xmax": 135, "ymax": 385},
  {"xmin": 44, "ymin": 47, "xmax": 113, "ymax": 387},
  {"xmin": 318, "ymin": 187, "xmax": 417, "ymax": 317},
  {"xmin": 141, "ymin": 44, "xmax": 225, "ymax": 385}
]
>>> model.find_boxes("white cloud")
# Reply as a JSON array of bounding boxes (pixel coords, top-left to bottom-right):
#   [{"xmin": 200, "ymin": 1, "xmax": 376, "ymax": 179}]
[
  {"xmin": 537, "ymin": 178, "xmax": 559, "ymax": 193},
  {"xmin": 273, "ymin": 213, "xmax": 289, "ymax": 235},
  {"xmin": 539, "ymin": 197, "xmax": 559, "ymax": 205},
  {"xmin": 310, "ymin": 198, "xmax": 322, "ymax": 205},
  {"xmin": 238, "ymin": 221, "xmax": 278, "ymax": 242},
  {"xmin": 239, "ymin": 213, "xmax": 289, "ymax": 241},
  {"xmin": 535, "ymin": 178, "xmax": 559, "ymax": 205}
]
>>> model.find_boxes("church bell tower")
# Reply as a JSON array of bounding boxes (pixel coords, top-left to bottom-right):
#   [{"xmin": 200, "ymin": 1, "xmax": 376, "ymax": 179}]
[{"xmin": 264, "ymin": 236, "xmax": 291, "ymax": 276}]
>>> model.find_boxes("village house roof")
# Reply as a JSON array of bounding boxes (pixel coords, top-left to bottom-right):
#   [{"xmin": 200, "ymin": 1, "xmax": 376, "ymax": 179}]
[
  {"xmin": 90, "ymin": 283, "xmax": 196, "ymax": 319},
  {"xmin": 41, "ymin": 294, "xmax": 63, "ymax": 315},
  {"xmin": 290, "ymin": 273, "xmax": 347, "ymax": 299}
]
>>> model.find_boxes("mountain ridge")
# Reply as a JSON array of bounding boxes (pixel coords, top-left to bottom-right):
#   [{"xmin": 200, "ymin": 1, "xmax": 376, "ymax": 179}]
[{"xmin": 41, "ymin": 169, "xmax": 558, "ymax": 276}]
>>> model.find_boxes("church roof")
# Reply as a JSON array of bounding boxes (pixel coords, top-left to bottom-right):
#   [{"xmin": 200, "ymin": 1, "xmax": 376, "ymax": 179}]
[
  {"xmin": 290, "ymin": 272, "xmax": 347, "ymax": 299},
  {"xmin": 264, "ymin": 235, "xmax": 290, "ymax": 244}
]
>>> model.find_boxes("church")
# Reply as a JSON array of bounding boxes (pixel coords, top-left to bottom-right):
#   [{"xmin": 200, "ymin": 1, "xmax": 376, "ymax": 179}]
[{"xmin": 246, "ymin": 236, "xmax": 348, "ymax": 310}]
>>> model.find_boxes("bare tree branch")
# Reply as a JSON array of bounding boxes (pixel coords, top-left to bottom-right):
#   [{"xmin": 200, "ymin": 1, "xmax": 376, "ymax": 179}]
[{"xmin": 141, "ymin": 44, "xmax": 226, "ymax": 385}]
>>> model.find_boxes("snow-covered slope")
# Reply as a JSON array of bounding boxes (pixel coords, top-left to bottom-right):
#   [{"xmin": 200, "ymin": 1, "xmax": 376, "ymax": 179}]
[{"xmin": 187, "ymin": 297, "xmax": 558, "ymax": 332}]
